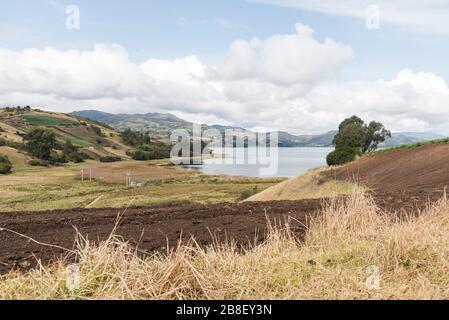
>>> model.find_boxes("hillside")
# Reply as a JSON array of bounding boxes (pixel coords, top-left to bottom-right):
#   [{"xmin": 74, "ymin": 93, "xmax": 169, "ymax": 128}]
[
  {"xmin": 0, "ymin": 108, "xmax": 131, "ymax": 162},
  {"xmin": 73, "ymin": 110, "xmax": 442, "ymax": 148},
  {"xmin": 326, "ymin": 141, "xmax": 449, "ymax": 193},
  {"xmin": 249, "ymin": 140, "xmax": 449, "ymax": 212},
  {"xmin": 72, "ymin": 110, "xmax": 192, "ymax": 141}
]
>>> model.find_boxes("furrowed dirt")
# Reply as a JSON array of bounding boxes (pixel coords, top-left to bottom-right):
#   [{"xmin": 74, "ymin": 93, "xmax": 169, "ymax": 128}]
[
  {"xmin": 0, "ymin": 200, "xmax": 322, "ymax": 274},
  {"xmin": 3, "ymin": 142, "xmax": 449, "ymax": 274},
  {"xmin": 325, "ymin": 142, "xmax": 449, "ymax": 213}
]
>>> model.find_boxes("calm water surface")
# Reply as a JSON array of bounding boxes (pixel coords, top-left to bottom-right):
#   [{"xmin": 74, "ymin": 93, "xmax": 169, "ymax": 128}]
[{"xmin": 184, "ymin": 147, "xmax": 333, "ymax": 178}]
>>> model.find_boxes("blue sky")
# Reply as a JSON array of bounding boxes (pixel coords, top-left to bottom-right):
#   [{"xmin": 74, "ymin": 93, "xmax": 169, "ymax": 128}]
[
  {"xmin": 1, "ymin": 0, "xmax": 449, "ymax": 134},
  {"xmin": 2, "ymin": 0, "xmax": 448, "ymax": 80}
]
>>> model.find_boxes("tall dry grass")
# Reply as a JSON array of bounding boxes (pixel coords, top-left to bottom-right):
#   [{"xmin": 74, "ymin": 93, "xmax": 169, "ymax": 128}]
[{"xmin": 1, "ymin": 191, "xmax": 449, "ymax": 300}]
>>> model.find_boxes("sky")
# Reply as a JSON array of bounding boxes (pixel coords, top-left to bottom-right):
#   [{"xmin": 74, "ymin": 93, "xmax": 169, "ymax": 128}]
[{"xmin": 1, "ymin": 0, "xmax": 449, "ymax": 134}]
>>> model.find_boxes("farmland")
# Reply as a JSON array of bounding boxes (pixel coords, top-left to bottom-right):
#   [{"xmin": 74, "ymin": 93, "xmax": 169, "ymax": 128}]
[{"xmin": 0, "ymin": 159, "xmax": 284, "ymax": 212}]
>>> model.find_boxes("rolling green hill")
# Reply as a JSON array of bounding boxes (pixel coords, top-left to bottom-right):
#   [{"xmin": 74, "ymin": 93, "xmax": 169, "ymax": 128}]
[{"xmin": 0, "ymin": 108, "xmax": 132, "ymax": 162}]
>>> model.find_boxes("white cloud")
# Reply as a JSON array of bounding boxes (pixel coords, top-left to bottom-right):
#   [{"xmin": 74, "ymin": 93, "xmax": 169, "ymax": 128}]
[
  {"xmin": 1, "ymin": 23, "xmax": 449, "ymax": 134},
  {"xmin": 218, "ymin": 23, "xmax": 353, "ymax": 85},
  {"xmin": 248, "ymin": 0, "xmax": 449, "ymax": 34}
]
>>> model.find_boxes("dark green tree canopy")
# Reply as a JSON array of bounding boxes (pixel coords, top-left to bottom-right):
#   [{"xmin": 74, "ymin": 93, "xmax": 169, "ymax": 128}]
[
  {"xmin": 120, "ymin": 129, "xmax": 151, "ymax": 147},
  {"xmin": 327, "ymin": 116, "xmax": 391, "ymax": 166},
  {"xmin": 332, "ymin": 116, "xmax": 366, "ymax": 149},
  {"xmin": 23, "ymin": 127, "xmax": 56, "ymax": 160},
  {"xmin": 361, "ymin": 121, "xmax": 392, "ymax": 153},
  {"xmin": 332, "ymin": 116, "xmax": 391, "ymax": 154}
]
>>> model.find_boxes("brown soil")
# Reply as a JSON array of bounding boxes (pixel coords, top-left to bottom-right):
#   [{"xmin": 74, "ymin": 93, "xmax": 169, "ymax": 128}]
[
  {"xmin": 325, "ymin": 142, "xmax": 449, "ymax": 212},
  {"xmin": 0, "ymin": 200, "xmax": 322, "ymax": 274},
  {"xmin": 3, "ymin": 142, "xmax": 449, "ymax": 274}
]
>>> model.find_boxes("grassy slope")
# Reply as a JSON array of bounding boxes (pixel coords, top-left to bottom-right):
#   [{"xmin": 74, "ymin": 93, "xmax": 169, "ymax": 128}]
[
  {"xmin": 246, "ymin": 167, "xmax": 357, "ymax": 202},
  {"xmin": 0, "ymin": 147, "xmax": 31, "ymax": 168},
  {"xmin": 247, "ymin": 137, "xmax": 449, "ymax": 203},
  {"xmin": 0, "ymin": 109, "xmax": 130, "ymax": 160},
  {"xmin": 3, "ymin": 191, "xmax": 449, "ymax": 300},
  {"xmin": 372, "ymin": 137, "xmax": 449, "ymax": 154}
]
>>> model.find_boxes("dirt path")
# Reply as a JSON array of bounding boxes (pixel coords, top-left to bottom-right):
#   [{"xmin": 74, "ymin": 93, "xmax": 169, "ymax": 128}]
[{"xmin": 0, "ymin": 200, "xmax": 323, "ymax": 274}]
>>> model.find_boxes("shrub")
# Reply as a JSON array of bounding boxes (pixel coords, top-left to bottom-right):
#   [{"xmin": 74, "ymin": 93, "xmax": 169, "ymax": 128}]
[
  {"xmin": 0, "ymin": 155, "xmax": 12, "ymax": 174},
  {"xmin": 0, "ymin": 138, "xmax": 5, "ymax": 147},
  {"xmin": 28, "ymin": 159, "xmax": 50, "ymax": 167},
  {"xmin": 59, "ymin": 140, "xmax": 88, "ymax": 163},
  {"xmin": 326, "ymin": 146, "xmax": 360, "ymax": 166},
  {"xmin": 239, "ymin": 186, "xmax": 260, "ymax": 201},
  {"xmin": 129, "ymin": 144, "xmax": 172, "ymax": 161},
  {"xmin": 91, "ymin": 125, "xmax": 104, "ymax": 137},
  {"xmin": 100, "ymin": 156, "xmax": 122, "ymax": 163}
]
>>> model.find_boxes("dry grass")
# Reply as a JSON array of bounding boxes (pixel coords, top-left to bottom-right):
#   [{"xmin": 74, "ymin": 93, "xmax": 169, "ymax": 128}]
[
  {"xmin": 0, "ymin": 161, "xmax": 282, "ymax": 212},
  {"xmin": 0, "ymin": 147, "xmax": 31, "ymax": 167},
  {"xmin": 245, "ymin": 167, "xmax": 356, "ymax": 202},
  {"xmin": 2, "ymin": 191, "xmax": 449, "ymax": 300}
]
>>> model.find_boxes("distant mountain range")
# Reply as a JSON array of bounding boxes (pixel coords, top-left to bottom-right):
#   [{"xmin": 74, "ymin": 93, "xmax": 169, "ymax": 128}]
[{"xmin": 72, "ymin": 110, "xmax": 446, "ymax": 148}]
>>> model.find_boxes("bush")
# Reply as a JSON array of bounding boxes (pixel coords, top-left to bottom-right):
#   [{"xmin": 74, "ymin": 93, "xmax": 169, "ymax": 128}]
[
  {"xmin": 100, "ymin": 156, "xmax": 122, "ymax": 163},
  {"xmin": 239, "ymin": 186, "xmax": 260, "ymax": 201},
  {"xmin": 326, "ymin": 146, "xmax": 360, "ymax": 166},
  {"xmin": 130, "ymin": 144, "xmax": 172, "ymax": 161},
  {"xmin": 0, "ymin": 155, "xmax": 12, "ymax": 174},
  {"xmin": 61, "ymin": 140, "xmax": 87, "ymax": 163},
  {"xmin": 28, "ymin": 159, "xmax": 50, "ymax": 167},
  {"xmin": 0, "ymin": 138, "xmax": 5, "ymax": 147}
]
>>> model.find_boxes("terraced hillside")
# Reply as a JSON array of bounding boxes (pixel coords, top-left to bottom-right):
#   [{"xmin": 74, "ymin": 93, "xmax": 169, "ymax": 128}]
[{"xmin": 0, "ymin": 108, "xmax": 131, "ymax": 161}]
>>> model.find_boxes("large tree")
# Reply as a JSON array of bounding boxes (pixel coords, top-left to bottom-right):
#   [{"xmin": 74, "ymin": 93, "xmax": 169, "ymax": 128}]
[
  {"xmin": 332, "ymin": 116, "xmax": 366, "ymax": 149},
  {"xmin": 327, "ymin": 116, "xmax": 391, "ymax": 166},
  {"xmin": 23, "ymin": 127, "xmax": 56, "ymax": 160},
  {"xmin": 332, "ymin": 116, "xmax": 391, "ymax": 154}
]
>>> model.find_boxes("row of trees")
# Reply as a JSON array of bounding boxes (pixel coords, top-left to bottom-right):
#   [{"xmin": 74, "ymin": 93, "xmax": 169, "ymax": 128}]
[{"xmin": 327, "ymin": 116, "xmax": 391, "ymax": 166}]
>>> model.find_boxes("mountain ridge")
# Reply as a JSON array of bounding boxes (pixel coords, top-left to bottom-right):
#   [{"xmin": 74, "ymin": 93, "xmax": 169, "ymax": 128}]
[{"xmin": 72, "ymin": 110, "xmax": 446, "ymax": 148}]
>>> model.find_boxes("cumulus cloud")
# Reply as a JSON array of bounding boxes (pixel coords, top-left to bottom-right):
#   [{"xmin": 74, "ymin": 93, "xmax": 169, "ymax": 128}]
[
  {"xmin": 0, "ymin": 23, "xmax": 449, "ymax": 134},
  {"xmin": 248, "ymin": 0, "xmax": 449, "ymax": 34},
  {"xmin": 218, "ymin": 23, "xmax": 353, "ymax": 85}
]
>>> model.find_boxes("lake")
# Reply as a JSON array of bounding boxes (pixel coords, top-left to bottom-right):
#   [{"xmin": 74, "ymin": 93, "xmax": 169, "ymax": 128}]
[{"xmin": 183, "ymin": 147, "xmax": 334, "ymax": 178}]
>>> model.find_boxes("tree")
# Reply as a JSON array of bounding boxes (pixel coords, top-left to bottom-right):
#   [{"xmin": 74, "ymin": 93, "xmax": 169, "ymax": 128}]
[
  {"xmin": 361, "ymin": 121, "xmax": 392, "ymax": 153},
  {"xmin": 332, "ymin": 116, "xmax": 365, "ymax": 149},
  {"xmin": 63, "ymin": 140, "xmax": 77, "ymax": 154},
  {"xmin": 327, "ymin": 116, "xmax": 391, "ymax": 166},
  {"xmin": 62, "ymin": 140, "xmax": 86, "ymax": 163},
  {"xmin": 120, "ymin": 129, "xmax": 151, "ymax": 147},
  {"xmin": 23, "ymin": 127, "xmax": 56, "ymax": 160}
]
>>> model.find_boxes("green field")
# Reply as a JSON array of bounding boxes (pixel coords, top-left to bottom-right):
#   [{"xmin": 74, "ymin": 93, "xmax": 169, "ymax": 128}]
[{"xmin": 19, "ymin": 114, "xmax": 78, "ymax": 126}]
